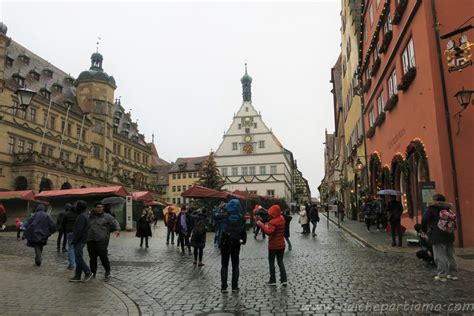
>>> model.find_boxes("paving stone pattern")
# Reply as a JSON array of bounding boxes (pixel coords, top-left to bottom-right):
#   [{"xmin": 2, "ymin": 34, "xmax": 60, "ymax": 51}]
[{"xmin": 0, "ymin": 217, "xmax": 473, "ymax": 315}]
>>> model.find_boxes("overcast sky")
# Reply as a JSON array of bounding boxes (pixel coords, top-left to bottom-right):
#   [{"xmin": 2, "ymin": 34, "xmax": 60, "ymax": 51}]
[{"xmin": 1, "ymin": 1, "xmax": 341, "ymax": 197}]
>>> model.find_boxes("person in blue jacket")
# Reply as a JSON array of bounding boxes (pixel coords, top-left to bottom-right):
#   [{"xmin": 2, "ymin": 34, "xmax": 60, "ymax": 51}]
[{"xmin": 24, "ymin": 204, "xmax": 56, "ymax": 266}]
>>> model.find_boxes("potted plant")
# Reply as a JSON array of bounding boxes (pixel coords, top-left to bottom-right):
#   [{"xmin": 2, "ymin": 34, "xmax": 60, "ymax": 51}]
[
  {"xmin": 384, "ymin": 94, "xmax": 399, "ymax": 111},
  {"xmin": 370, "ymin": 57, "xmax": 381, "ymax": 77},
  {"xmin": 392, "ymin": 0, "xmax": 408, "ymax": 25},
  {"xmin": 375, "ymin": 111, "xmax": 386, "ymax": 127},
  {"xmin": 363, "ymin": 78, "xmax": 372, "ymax": 93},
  {"xmin": 379, "ymin": 30, "xmax": 393, "ymax": 54},
  {"xmin": 366, "ymin": 126, "xmax": 376, "ymax": 138},
  {"xmin": 397, "ymin": 67, "xmax": 417, "ymax": 91}
]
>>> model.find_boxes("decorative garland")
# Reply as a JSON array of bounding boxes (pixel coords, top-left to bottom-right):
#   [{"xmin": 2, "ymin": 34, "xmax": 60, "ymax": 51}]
[
  {"xmin": 381, "ymin": 166, "xmax": 392, "ymax": 189},
  {"xmin": 224, "ymin": 174, "xmax": 280, "ymax": 184},
  {"xmin": 369, "ymin": 153, "xmax": 382, "ymax": 192},
  {"xmin": 406, "ymin": 139, "xmax": 430, "ymax": 181}
]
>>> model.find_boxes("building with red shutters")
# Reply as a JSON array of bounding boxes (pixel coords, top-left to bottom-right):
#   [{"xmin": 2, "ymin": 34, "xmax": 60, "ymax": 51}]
[{"xmin": 358, "ymin": 0, "xmax": 474, "ymax": 247}]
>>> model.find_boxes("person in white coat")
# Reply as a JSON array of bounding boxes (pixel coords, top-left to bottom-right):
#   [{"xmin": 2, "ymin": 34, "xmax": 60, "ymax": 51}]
[{"xmin": 298, "ymin": 205, "xmax": 309, "ymax": 234}]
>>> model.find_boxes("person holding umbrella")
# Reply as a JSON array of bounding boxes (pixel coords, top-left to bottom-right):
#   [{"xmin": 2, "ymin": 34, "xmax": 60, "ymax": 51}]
[{"xmin": 387, "ymin": 195, "xmax": 404, "ymax": 247}]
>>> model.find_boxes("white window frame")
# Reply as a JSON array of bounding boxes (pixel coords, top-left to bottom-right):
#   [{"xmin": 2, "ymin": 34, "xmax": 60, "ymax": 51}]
[
  {"xmin": 369, "ymin": 109, "xmax": 375, "ymax": 127},
  {"xmin": 242, "ymin": 167, "xmax": 248, "ymax": 176},
  {"xmin": 8, "ymin": 137, "xmax": 15, "ymax": 154},
  {"xmin": 377, "ymin": 92, "xmax": 385, "ymax": 114},
  {"xmin": 270, "ymin": 165, "xmax": 277, "ymax": 175},
  {"xmin": 369, "ymin": 4, "xmax": 374, "ymax": 26},
  {"xmin": 232, "ymin": 142, "xmax": 238, "ymax": 150},
  {"xmin": 249, "ymin": 166, "xmax": 256, "ymax": 175},
  {"xmin": 402, "ymin": 38, "xmax": 416, "ymax": 74},
  {"xmin": 260, "ymin": 165, "xmax": 267, "ymax": 175},
  {"xmin": 388, "ymin": 69, "xmax": 398, "ymax": 98},
  {"xmin": 231, "ymin": 167, "xmax": 238, "ymax": 176},
  {"xmin": 259, "ymin": 140, "xmax": 265, "ymax": 148},
  {"xmin": 221, "ymin": 167, "xmax": 228, "ymax": 177}
]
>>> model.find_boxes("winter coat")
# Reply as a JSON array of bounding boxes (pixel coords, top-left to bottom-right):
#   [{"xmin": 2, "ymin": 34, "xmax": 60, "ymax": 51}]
[
  {"xmin": 421, "ymin": 201, "xmax": 455, "ymax": 245},
  {"xmin": 164, "ymin": 211, "xmax": 176, "ymax": 229},
  {"xmin": 298, "ymin": 210, "xmax": 309, "ymax": 225},
  {"xmin": 190, "ymin": 212, "xmax": 207, "ymax": 248},
  {"xmin": 283, "ymin": 214, "xmax": 292, "ymax": 238},
  {"xmin": 87, "ymin": 212, "xmax": 120, "ymax": 242},
  {"xmin": 308, "ymin": 206, "xmax": 320, "ymax": 223},
  {"xmin": 220, "ymin": 199, "xmax": 247, "ymax": 249},
  {"xmin": 136, "ymin": 215, "xmax": 153, "ymax": 238},
  {"xmin": 24, "ymin": 205, "xmax": 56, "ymax": 247},
  {"xmin": 175, "ymin": 212, "xmax": 191, "ymax": 235},
  {"xmin": 71, "ymin": 201, "xmax": 89, "ymax": 245},
  {"xmin": 62, "ymin": 210, "xmax": 78, "ymax": 233},
  {"xmin": 258, "ymin": 205, "xmax": 286, "ymax": 250},
  {"xmin": 387, "ymin": 200, "xmax": 403, "ymax": 223}
]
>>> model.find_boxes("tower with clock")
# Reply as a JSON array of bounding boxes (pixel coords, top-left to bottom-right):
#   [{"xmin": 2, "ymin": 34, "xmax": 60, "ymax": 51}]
[{"xmin": 214, "ymin": 64, "xmax": 295, "ymax": 204}]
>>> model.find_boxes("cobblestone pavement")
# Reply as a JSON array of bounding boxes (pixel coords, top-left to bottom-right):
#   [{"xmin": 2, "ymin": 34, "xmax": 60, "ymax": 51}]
[{"xmin": 1, "ymin": 217, "xmax": 473, "ymax": 315}]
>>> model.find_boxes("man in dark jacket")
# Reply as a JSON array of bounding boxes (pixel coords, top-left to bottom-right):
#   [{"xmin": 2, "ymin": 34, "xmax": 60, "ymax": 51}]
[
  {"xmin": 421, "ymin": 193, "xmax": 458, "ymax": 281},
  {"xmin": 62, "ymin": 203, "xmax": 78, "ymax": 270},
  {"xmin": 87, "ymin": 202, "xmax": 120, "ymax": 281},
  {"xmin": 56, "ymin": 205, "xmax": 68, "ymax": 253},
  {"xmin": 283, "ymin": 209, "xmax": 292, "ymax": 251},
  {"xmin": 308, "ymin": 204, "xmax": 320, "ymax": 237},
  {"xmin": 70, "ymin": 200, "xmax": 92, "ymax": 282},
  {"xmin": 164, "ymin": 207, "xmax": 176, "ymax": 245},
  {"xmin": 220, "ymin": 199, "xmax": 247, "ymax": 293},
  {"xmin": 24, "ymin": 204, "xmax": 56, "ymax": 266},
  {"xmin": 175, "ymin": 207, "xmax": 192, "ymax": 255},
  {"xmin": 387, "ymin": 195, "xmax": 403, "ymax": 246}
]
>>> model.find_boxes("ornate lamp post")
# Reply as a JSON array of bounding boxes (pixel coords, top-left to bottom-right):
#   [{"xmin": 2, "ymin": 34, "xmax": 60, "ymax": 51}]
[
  {"xmin": 353, "ymin": 158, "xmax": 364, "ymax": 220},
  {"xmin": 0, "ymin": 87, "xmax": 36, "ymax": 111}
]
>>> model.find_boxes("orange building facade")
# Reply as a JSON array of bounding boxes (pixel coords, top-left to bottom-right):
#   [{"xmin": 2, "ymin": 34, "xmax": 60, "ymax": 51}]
[{"xmin": 359, "ymin": 0, "xmax": 474, "ymax": 247}]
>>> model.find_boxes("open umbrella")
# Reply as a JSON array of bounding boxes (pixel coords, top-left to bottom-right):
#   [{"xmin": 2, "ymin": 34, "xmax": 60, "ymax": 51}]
[
  {"xmin": 377, "ymin": 189, "xmax": 402, "ymax": 196},
  {"xmin": 101, "ymin": 196, "xmax": 126, "ymax": 205}
]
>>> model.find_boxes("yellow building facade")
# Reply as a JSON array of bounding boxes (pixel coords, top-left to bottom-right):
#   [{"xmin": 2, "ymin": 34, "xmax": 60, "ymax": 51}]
[
  {"xmin": 340, "ymin": 0, "xmax": 367, "ymax": 219},
  {"xmin": 0, "ymin": 24, "xmax": 161, "ymax": 193},
  {"xmin": 166, "ymin": 155, "xmax": 208, "ymax": 205}
]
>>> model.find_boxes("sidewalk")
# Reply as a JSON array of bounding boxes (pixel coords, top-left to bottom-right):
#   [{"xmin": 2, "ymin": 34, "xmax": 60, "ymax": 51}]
[{"xmin": 322, "ymin": 213, "xmax": 474, "ymax": 272}]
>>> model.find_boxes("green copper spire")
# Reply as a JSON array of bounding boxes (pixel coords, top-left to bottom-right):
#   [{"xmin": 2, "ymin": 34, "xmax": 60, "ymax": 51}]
[{"xmin": 241, "ymin": 62, "xmax": 252, "ymax": 102}]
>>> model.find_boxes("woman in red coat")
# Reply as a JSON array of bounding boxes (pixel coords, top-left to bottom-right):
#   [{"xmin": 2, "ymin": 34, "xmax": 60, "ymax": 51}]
[{"xmin": 256, "ymin": 205, "xmax": 287, "ymax": 286}]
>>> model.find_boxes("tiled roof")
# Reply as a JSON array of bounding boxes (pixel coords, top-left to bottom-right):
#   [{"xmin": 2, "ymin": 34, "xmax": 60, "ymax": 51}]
[
  {"xmin": 5, "ymin": 40, "xmax": 85, "ymax": 117},
  {"xmin": 169, "ymin": 155, "xmax": 209, "ymax": 173}
]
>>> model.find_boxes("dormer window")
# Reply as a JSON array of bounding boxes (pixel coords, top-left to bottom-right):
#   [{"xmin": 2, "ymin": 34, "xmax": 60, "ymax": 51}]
[
  {"xmin": 40, "ymin": 88, "xmax": 51, "ymax": 100},
  {"xmin": 19, "ymin": 53, "xmax": 30, "ymax": 65},
  {"xmin": 43, "ymin": 68, "xmax": 53, "ymax": 79},
  {"xmin": 52, "ymin": 83, "xmax": 63, "ymax": 93},
  {"xmin": 64, "ymin": 76, "xmax": 74, "ymax": 85},
  {"xmin": 5, "ymin": 55, "xmax": 13, "ymax": 67},
  {"xmin": 64, "ymin": 100, "xmax": 73, "ymax": 108},
  {"xmin": 12, "ymin": 73, "xmax": 25, "ymax": 86},
  {"xmin": 29, "ymin": 69, "xmax": 40, "ymax": 81}
]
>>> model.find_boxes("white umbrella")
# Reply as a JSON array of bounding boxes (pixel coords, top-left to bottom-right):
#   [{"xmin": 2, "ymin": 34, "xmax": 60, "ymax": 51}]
[{"xmin": 377, "ymin": 189, "xmax": 402, "ymax": 196}]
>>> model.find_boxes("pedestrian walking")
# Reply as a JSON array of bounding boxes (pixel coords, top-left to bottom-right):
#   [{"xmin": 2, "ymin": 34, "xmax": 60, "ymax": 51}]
[
  {"xmin": 298, "ymin": 205, "xmax": 309, "ymax": 234},
  {"xmin": 374, "ymin": 196, "xmax": 386, "ymax": 231},
  {"xmin": 56, "ymin": 204, "xmax": 69, "ymax": 253},
  {"xmin": 15, "ymin": 217, "xmax": 23, "ymax": 240},
  {"xmin": 24, "ymin": 204, "xmax": 56, "ymax": 266},
  {"xmin": 164, "ymin": 207, "xmax": 176, "ymax": 245},
  {"xmin": 387, "ymin": 195, "xmax": 403, "ymax": 246},
  {"xmin": 136, "ymin": 208, "xmax": 153, "ymax": 248},
  {"xmin": 337, "ymin": 200, "xmax": 345, "ymax": 222},
  {"xmin": 190, "ymin": 207, "xmax": 207, "ymax": 266},
  {"xmin": 421, "ymin": 193, "xmax": 458, "ymax": 281},
  {"xmin": 253, "ymin": 205, "xmax": 266, "ymax": 239},
  {"xmin": 62, "ymin": 203, "xmax": 78, "ymax": 270},
  {"xmin": 70, "ymin": 201, "xmax": 93, "ymax": 282},
  {"xmin": 308, "ymin": 204, "xmax": 320, "ymax": 237},
  {"xmin": 283, "ymin": 209, "xmax": 292, "ymax": 251},
  {"xmin": 220, "ymin": 199, "xmax": 247, "ymax": 293},
  {"xmin": 175, "ymin": 207, "xmax": 192, "ymax": 255},
  {"xmin": 86, "ymin": 202, "xmax": 120, "ymax": 281},
  {"xmin": 257, "ymin": 204, "xmax": 287, "ymax": 287},
  {"xmin": 363, "ymin": 200, "xmax": 374, "ymax": 232},
  {"xmin": 213, "ymin": 201, "xmax": 225, "ymax": 247},
  {"xmin": 0, "ymin": 202, "xmax": 7, "ymax": 231}
]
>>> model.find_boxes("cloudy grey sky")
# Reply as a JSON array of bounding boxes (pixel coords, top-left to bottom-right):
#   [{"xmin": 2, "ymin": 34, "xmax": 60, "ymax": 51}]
[{"xmin": 1, "ymin": 1, "xmax": 341, "ymax": 196}]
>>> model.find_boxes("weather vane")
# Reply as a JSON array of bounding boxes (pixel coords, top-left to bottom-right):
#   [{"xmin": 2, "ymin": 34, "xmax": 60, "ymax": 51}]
[{"xmin": 96, "ymin": 37, "xmax": 102, "ymax": 53}]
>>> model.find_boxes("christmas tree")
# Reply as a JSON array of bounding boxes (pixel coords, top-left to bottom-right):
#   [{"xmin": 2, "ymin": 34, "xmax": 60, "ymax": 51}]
[{"xmin": 198, "ymin": 152, "xmax": 225, "ymax": 190}]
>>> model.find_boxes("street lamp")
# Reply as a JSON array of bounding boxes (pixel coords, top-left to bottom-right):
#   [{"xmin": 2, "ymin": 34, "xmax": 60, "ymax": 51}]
[
  {"xmin": 0, "ymin": 88, "xmax": 37, "ymax": 111},
  {"xmin": 454, "ymin": 88, "xmax": 473, "ymax": 109},
  {"xmin": 353, "ymin": 158, "xmax": 364, "ymax": 221}
]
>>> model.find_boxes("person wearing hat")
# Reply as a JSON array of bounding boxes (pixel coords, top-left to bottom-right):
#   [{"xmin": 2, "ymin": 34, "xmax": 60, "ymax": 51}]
[
  {"xmin": 24, "ymin": 204, "xmax": 56, "ymax": 266},
  {"xmin": 86, "ymin": 202, "xmax": 120, "ymax": 281}
]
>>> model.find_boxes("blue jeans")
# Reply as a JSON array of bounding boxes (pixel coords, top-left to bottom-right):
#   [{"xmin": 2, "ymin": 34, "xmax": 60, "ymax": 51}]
[
  {"xmin": 214, "ymin": 226, "xmax": 222, "ymax": 246},
  {"xmin": 74, "ymin": 242, "xmax": 91, "ymax": 278},
  {"xmin": 66, "ymin": 232, "xmax": 75, "ymax": 267}
]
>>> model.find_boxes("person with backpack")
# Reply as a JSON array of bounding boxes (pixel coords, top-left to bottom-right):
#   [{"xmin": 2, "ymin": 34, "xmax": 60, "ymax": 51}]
[
  {"xmin": 190, "ymin": 207, "xmax": 207, "ymax": 266},
  {"xmin": 164, "ymin": 207, "xmax": 176, "ymax": 245},
  {"xmin": 422, "ymin": 193, "xmax": 458, "ymax": 281},
  {"xmin": 220, "ymin": 199, "xmax": 247, "ymax": 293},
  {"xmin": 283, "ymin": 209, "xmax": 292, "ymax": 251},
  {"xmin": 24, "ymin": 204, "xmax": 56, "ymax": 266},
  {"xmin": 387, "ymin": 195, "xmax": 403, "ymax": 246},
  {"xmin": 257, "ymin": 204, "xmax": 287, "ymax": 287}
]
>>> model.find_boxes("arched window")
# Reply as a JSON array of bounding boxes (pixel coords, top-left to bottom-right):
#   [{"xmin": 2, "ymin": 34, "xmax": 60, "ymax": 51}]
[
  {"xmin": 60, "ymin": 182, "xmax": 72, "ymax": 190},
  {"xmin": 369, "ymin": 154, "xmax": 382, "ymax": 194},
  {"xmin": 39, "ymin": 178, "xmax": 53, "ymax": 192},
  {"xmin": 14, "ymin": 176, "xmax": 28, "ymax": 191},
  {"xmin": 405, "ymin": 140, "xmax": 430, "ymax": 219}
]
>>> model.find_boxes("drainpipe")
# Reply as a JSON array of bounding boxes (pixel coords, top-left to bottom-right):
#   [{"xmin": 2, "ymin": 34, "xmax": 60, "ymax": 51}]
[{"xmin": 431, "ymin": 0, "xmax": 463, "ymax": 247}]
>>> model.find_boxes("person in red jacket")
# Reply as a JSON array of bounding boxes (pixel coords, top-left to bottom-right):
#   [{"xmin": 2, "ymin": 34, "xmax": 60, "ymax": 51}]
[{"xmin": 256, "ymin": 204, "xmax": 287, "ymax": 286}]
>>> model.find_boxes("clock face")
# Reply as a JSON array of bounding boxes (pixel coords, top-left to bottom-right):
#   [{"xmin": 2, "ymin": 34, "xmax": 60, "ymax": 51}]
[
  {"xmin": 242, "ymin": 117, "xmax": 253, "ymax": 126},
  {"xmin": 244, "ymin": 135, "xmax": 252, "ymax": 142}
]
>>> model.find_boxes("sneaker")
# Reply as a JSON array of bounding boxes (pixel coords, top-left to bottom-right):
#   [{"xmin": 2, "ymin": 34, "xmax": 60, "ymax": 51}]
[
  {"xmin": 82, "ymin": 273, "xmax": 93, "ymax": 283},
  {"xmin": 221, "ymin": 288, "xmax": 228, "ymax": 293},
  {"xmin": 67, "ymin": 265, "xmax": 75, "ymax": 270},
  {"xmin": 69, "ymin": 277, "xmax": 82, "ymax": 282},
  {"xmin": 231, "ymin": 288, "xmax": 240, "ymax": 292},
  {"xmin": 281, "ymin": 281, "xmax": 288, "ymax": 287},
  {"xmin": 447, "ymin": 275, "xmax": 459, "ymax": 281},
  {"xmin": 193, "ymin": 261, "xmax": 197, "ymax": 265},
  {"xmin": 288, "ymin": 247, "xmax": 292, "ymax": 251},
  {"xmin": 198, "ymin": 262, "xmax": 205, "ymax": 266},
  {"xmin": 266, "ymin": 281, "xmax": 276, "ymax": 286},
  {"xmin": 166, "ymin": 242, "xmax": 169, "ymax": 245},
  {"xmin": 434, "ymin": 275, "xmax": 447, "ymax": 282},
  {"xmin": 104, "ymin": 272, "xmax": 111, "ymax": 281}
]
